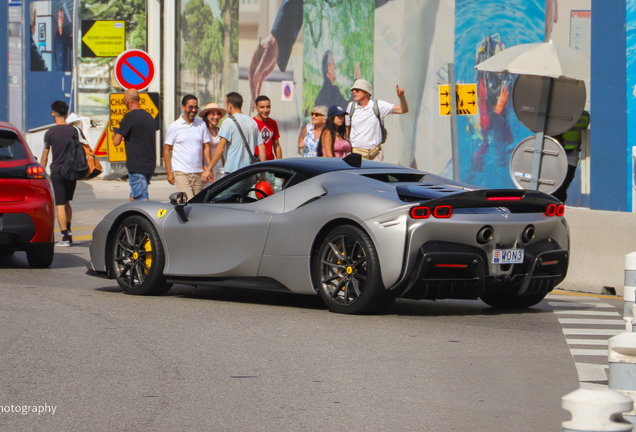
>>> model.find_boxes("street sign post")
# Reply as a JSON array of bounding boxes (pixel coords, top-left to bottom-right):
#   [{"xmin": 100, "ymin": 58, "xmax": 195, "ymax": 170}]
[
  {"xmin": 107, "ymin": 93, "xmax": 160, "ymax": 163},
  {"xmin": 81, "ymin": 21, "xmax": 126, "ymax": 57},
  {"xmin": 114, "ymin": 50, "xmax": 156, "ymax": 91}
]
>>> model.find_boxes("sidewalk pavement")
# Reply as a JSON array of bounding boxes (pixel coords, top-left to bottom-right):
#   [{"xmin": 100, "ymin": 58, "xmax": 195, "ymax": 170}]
[{"xmin": 69, "ymin": 179, "xmax": 633, "ymax": 297}]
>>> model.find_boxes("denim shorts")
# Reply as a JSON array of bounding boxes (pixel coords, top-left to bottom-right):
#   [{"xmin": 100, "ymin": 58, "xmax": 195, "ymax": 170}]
[{"xmin": 129, "ymin": 173, "xmax": 153, "ymax": 200}]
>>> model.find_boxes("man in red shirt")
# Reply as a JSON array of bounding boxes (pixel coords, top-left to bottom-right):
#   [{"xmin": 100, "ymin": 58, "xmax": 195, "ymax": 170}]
[{"xmin": 253, "ymin": 95, "xmax": 282, "ymax": 160}]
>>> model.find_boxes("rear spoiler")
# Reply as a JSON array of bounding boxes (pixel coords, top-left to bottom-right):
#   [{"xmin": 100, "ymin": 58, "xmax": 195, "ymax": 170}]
[{"xmin": 397, "ymin": 186, "xmax": 561, "ymax": 213}]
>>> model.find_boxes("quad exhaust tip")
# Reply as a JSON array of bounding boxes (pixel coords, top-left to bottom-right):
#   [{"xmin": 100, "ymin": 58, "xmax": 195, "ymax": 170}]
[
  {"xmin": 476, "ymin": 226, "xmax": 494, "ymax": 244},
  {"xmin": 522, "ymin": 225, "xmax": 535, "ymax": 244}
]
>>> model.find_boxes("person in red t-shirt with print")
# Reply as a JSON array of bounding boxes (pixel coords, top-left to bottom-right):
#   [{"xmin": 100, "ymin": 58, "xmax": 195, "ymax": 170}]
[{"xmin": 253, "ymin": 95, "xmax": 283, "ymax": 160}]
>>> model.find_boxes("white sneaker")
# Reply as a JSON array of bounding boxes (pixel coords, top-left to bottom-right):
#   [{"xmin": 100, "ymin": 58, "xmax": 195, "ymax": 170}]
[{"xmin": 56, "ymin": 240, "xmax": 71, "ymax": 247}]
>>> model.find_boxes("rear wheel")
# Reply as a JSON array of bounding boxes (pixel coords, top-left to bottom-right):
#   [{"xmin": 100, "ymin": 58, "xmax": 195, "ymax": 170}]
[
  {"xmin": 26, "ymin": 243, "xmax": 54, "ymax": 268},
  {"xmin": 313, "ymin": 225, "xmax": 394, "ymax": 314},
  {"xmin": 480, "ymin": 292, "xmax": 548, "ymax": 309},
  {"xmin": 111, "ymin": 215, "xmax": 172, "ymax": 295}
]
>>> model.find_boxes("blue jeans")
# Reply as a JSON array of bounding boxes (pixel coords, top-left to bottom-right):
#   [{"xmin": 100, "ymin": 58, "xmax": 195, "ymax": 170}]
[{"xmin": 129, "ymin": 173, "xmax": 153, "ymax": 200}]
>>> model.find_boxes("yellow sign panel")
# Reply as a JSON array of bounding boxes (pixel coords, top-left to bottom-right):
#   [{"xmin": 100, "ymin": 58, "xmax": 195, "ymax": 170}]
[
  {"xmin": 81, "ymin": 21, "xmax": 126, "ymax": 57},
  {"xmin": 439, "ymin": 84, "xmax": 478, "ymax": 116},
  {"xmin": 107, "ymin": 93, "xmax": 160, "ymax": 162}
]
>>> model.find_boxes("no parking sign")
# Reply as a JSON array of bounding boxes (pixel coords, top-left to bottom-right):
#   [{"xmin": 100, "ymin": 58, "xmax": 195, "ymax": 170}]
[{"xmin": 114, "ymin": 49, "xmax": 156, "ymax": 91}]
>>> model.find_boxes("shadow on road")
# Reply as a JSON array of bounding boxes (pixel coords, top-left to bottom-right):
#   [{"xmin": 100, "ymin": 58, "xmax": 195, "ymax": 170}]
[
  {"xmin": 94, "ymin": 283, "xmax": 552, "ymax": 316},
  {"xmin": 0, "ymin": 248, "xmax": 89, "ymax": 269}
]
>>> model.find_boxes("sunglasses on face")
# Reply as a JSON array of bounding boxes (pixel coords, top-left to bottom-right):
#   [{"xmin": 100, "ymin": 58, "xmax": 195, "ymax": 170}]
[
  {"xmin": 208, "ymin": 111, "xmax": 222, "ymax": 117},
  {"xmin": 185, "ymin": 105, "xmax": 199, "ymax": 111},
  {"xmin": 311, "ymin": 112, "xmax": 325, "ymax": 117}
]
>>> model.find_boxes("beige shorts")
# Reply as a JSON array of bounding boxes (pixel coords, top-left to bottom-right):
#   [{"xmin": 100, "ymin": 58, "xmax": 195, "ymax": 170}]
[
  {"xmin": 174, "ymin": 171, "xmax": 203, "ymax": 200},
  {"xmin": 351, "ymin": 145, "xmax": 383, "ymax": 161}
]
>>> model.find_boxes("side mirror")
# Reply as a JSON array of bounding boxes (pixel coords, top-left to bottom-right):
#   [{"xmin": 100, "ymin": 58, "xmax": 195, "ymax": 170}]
[{"xmin": 169, "ymin": 192, "xmax": 189, "ymax": 222}]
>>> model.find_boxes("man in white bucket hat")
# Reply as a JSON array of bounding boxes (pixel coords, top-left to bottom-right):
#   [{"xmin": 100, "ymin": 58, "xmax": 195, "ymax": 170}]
[{"xmin": 346, "ymin": 79, "xmax": 409, "ymax": 161}]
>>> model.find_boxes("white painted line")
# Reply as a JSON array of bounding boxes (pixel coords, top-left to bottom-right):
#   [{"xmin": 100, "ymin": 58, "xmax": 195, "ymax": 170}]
[
  {"xmin": 547, "ymin": 294, "xmax": 600, "ymax": 301},
  {"xmin": 566, "ymin": 339, "xmax": 609, "ymax": 346},
  {"xmin": 570, "ymin": 349, "xmax": 609, "ymax": 356},
  {"xmin": 580, "ymin": 382, "xmax": 608, "ymax": 390},
  {"xmin": 575, "ymin": 363, "xmax": 607, "ymax": 381},
  {"xmin": 549, "ymin": 302, "xmax": 614, "ymax": 308},
  {"xmin": 563, "ymin": 329, "xmax": 623, "ymax": 336},
  {"xmin": 554, "ymin": 310, "xmax": 620, "ymax": 316},
  {"xmin": 558, "ymin": 318, "xmax": 626, "ymax": 325}
]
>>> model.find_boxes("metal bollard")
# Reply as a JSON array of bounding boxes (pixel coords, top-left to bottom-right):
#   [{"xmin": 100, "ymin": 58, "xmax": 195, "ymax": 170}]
[
  {"xmin": 609, "ymin": 332, "xmax": 636, "ymax": 426},
  {"xmin": 624, "ymin": 253, "xmax": 636, "ymax": 318},
  {"xmin": 562, "ymin": 388, "xmax": 633, "ymax": 431}
]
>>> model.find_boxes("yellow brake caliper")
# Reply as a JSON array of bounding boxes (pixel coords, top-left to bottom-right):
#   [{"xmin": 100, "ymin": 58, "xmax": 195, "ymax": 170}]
[{"xmin": 144, "ymin": 239, "xmax": 152, "ymax": 273}]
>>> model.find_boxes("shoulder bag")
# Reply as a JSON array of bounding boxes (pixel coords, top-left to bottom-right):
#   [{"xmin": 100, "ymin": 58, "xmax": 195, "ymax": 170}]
[{"xmin": 228, "ymin": 114, "xmax": 260, "ymax": 165}]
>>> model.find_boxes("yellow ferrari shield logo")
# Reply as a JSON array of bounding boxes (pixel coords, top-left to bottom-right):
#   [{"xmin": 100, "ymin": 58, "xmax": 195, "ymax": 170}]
[{"xmin": 158, "ymin": 209, "xmax": 167, "ymax": 219}]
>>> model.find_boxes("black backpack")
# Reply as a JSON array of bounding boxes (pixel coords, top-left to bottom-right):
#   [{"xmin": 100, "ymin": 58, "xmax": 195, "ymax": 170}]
[{"xmin": 59, "ymin": 129, "xmax": 88, "ymax": 181}]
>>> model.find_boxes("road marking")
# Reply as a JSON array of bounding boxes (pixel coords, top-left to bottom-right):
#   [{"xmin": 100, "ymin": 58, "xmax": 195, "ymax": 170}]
[
  {"xmin": 555, "ymin": 310, "xmax": 620, "ymax": 316},
  {"xmin": 548, "ymin": 291, "xmax": 623, "ymax": 300},
  {"xmin": 563, "ymin": 328, "xmax": 623, "ymax": 336},
  {"xmin": 558, "ymin": 318, "xmax": 626, "ymax": 325},
  {"xmin": 575, "ymin": 363, "xmax": 607, "ymax": 382},
  {"xmin": 548, "ymin": 302, "xmax": 614, "ymax": 308},
  {"xmin": 570, "ymin": 349, "xmax": 609, "ymax": 356},
  {"xmin": 566, "ymin": 339, "xmax": 609, "ymax": 346}
]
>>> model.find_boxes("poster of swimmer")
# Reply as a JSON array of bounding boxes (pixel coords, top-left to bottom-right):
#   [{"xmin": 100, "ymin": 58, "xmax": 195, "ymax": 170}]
[
  {"xmin": 302, "ymin": 0, "xmax": 374, "ymax": 120},
  {"xmin": 454, "ymin": 0, "xmax": 545, "ymax": 189}
]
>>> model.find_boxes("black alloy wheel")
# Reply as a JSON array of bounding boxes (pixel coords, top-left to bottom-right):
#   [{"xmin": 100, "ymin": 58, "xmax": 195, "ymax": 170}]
[
  {"xmin": 314, "ymin": 225, "xmax": 394, "ymax": 314},
  {"xmin": 112, "ymin": 215, "xmax": 171, "ymax": 295}
]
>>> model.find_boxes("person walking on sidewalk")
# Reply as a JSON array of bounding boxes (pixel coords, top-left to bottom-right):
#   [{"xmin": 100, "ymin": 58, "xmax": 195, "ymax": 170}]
[
  {"xmin": 347, "ymin": 79, "xmax": 408, "ymax": 161},
  {"xmin": 113, "ymin": 89, "xmax": 157, "ymax": 201},
  {"xmin": 40, "ymin": 100, "xmax": 76, "ymax": 246},
  {"xmin": 202, "ymin": 92, "xmax": 265, "ymax": 183},
  {"xmin": 164, "ymin": 94, "xmax": 212, "ymax": 199}
]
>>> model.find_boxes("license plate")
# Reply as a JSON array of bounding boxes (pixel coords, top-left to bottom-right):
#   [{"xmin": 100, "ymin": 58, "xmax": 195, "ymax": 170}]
[{"xmin": 492, "ymin": 249, "xmax": 524, "ymax": 264}]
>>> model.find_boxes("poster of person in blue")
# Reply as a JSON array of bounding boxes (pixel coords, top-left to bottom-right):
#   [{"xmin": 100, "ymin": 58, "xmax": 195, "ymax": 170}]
[
  {"xmin": 53, "ymin": 7, "xmax": 72, "ymax": 72},
  {"xmin": 455, "ymin": 0, "xmax": 544, "ymax": 188}
]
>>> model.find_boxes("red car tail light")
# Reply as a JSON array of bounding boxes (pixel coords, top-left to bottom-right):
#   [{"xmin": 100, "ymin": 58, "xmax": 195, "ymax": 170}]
[
  {"xmin": 433, "ymin": 205, "xmax": 453, "ymax": 218},
  {"xmin": 545, "ymin": 203, "xmax": 557, "ymax": 216},
  {"xmin": 410, "ymin": 206, "xmax": 430, "ymax": 219},
  {"xmin": 26, "ymin": 164, "xmax": 45, "ymax": 179},
  {"xmin": 556, "ymin": 204, "xmax": 565, "ymax": 216}
]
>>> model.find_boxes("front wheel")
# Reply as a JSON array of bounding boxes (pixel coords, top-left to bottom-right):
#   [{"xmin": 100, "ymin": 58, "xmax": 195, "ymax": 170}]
[
  {"xmin": 26, "ymin": 243, "xmax": 54, "ymax": 268},
  {"xmin": 313, "ymin": 225, "xmax": 394, "ymax": 314},
  {"xmin": 111, "ymin": 215, "xmax": 172, "ymax": 295},
  {"xmin": 480, "ymin": 292, "xmax": 548, "ymax": 309}
]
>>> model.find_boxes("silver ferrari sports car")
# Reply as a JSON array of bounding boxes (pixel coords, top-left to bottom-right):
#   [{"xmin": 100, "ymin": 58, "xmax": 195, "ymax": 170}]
[{"xmin": 87, "ymin": 156, "xmax": 569, "ymax": 314}]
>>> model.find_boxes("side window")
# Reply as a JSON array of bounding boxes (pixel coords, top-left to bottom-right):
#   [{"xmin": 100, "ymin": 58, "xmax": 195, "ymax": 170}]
[
  {"xmin": 0, "ymin": 131, "xmax": 28, "ymax": 161},
  {"xmin": 205, "ymin": 170, "xmax": 293, "ymax": 204}
]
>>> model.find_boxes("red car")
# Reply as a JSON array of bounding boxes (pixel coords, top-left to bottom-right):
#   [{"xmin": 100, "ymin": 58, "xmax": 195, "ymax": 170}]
[{"xmin": 0, "ymin": 122, "xmax": 55, "ymax": 268}]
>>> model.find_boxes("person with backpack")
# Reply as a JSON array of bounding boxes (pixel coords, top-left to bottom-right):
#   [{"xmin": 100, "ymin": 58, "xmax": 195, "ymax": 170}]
[
  {"xmin": 347, "ymin": 79, "xmax": 408, "ymax": 161},
  {"xmin": 40, "ymin": 100, "xmax": 77, "ymax": 247}
]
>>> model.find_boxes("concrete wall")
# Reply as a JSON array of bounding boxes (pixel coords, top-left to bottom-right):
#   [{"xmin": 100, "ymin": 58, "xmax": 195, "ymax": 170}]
[{"xmin": 561, "ymin": 207, "xmax": 636, "ymax": 296}]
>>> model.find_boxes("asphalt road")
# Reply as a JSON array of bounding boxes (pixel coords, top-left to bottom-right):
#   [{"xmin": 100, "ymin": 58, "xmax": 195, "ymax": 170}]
[{"xmin": 0, "ymin": 179, "xmax": 623, "ymax": 431}]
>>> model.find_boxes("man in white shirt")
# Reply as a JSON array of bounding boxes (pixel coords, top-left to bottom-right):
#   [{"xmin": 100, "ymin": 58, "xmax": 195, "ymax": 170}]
[
  {"xmin": 164, "ymin": 94, "xmax": 212, "ymax": 199},
  {"xmin": 347, "ymin": 79, "xmax": 408, "ymax": 161},
  {"xmin": 202, "ymin": 92, "xmax": 265, "ymax": 183}
]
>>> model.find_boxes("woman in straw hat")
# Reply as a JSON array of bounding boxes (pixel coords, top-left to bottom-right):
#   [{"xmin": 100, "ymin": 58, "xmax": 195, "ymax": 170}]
[{"xmin": 199, "ymin": 102, "xmax": 227, "ymax": 182}]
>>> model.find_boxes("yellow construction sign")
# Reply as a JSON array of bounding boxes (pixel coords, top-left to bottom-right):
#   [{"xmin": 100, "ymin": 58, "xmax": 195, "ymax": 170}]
[
  {"xmin": 439, "ymin": 84, "xmax": 478, "ymax": 116},
  {"xmin": 81, "ymin": 21, "xmax": 126, "ymax": 57},
  {"xmin": 107, "ymin": 93, "xmax": 160, "ymax": 162}
]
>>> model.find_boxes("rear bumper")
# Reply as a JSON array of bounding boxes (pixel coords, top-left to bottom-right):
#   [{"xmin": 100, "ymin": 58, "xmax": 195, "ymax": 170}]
[{"xmin": 397, "ymin": 240, "xmax": 568, "ymax": 300}]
